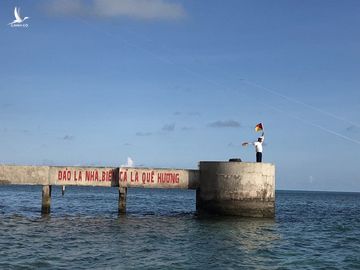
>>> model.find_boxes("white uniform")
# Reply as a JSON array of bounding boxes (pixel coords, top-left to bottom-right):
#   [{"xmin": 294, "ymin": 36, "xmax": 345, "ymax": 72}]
[{"xmin": 252, "ymin": 136, "xmax": 264, "ymax": 153}]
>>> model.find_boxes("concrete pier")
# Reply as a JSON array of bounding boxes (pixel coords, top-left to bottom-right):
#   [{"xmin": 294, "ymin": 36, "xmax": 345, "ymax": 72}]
[
  {"xmin": 1, "ymin": 162, "xmax": 276, "ymax": 217},
  {"xmin": 41, "ymin": 185, "xmax": 52, "ymax": 215},
  {"xmin": 197, "ymin": 162, "xmax": 275, "ymax": 217}
]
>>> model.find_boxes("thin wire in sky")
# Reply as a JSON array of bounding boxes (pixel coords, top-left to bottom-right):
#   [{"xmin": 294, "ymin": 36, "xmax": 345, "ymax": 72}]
[
  {"xmin": 75, "ymin": 17, "xmax": 359, "ymax": 145},
  {"xmin": 116, "ymin": 24, "xmax": 360, "ymax": 130},
  {"xmin": 262, "ymin": 103, "xmax": 360, "ymax": 145},
  {"xmin": 241, "ymin": 80, "xmax": 360, "ymax": 128}
]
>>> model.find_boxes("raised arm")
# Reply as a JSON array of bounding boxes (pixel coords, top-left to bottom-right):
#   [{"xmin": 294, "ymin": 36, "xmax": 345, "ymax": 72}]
[{"xmin": 260, "ymin": 132, "xmax": 265, "ymax": 143}]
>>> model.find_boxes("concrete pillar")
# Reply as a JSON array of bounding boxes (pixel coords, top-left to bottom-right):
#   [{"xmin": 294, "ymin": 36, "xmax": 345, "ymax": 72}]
[
  {"xmin": 196, "ymin": 188, "xmax": 200, "ymax": 212},
  {"xmin": 41, "ymin": 185, "xmax": 52, "ymax": 215},
  {"xmin": 197, "ymin": 162, "xmax": 275, "ymax": 217},
  {"xmin": 118, "ymin": 187, "xmax": 127, "ymax": 214}
]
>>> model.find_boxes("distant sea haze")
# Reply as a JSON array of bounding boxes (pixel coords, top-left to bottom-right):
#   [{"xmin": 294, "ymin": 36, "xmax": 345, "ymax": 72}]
[{"xmin": 0, "ymin": 187, "xmax": 359, "ymax": 269}]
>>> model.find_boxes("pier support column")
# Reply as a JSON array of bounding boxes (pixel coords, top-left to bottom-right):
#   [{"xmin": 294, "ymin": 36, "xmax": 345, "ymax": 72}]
[
  {"xmin": 197, "ymin": 162, "xmax": 275, "ymax": 217},
  {"xmin": 41, "ymin": 185, "xmax": 52, "ymax": 215},
  {"xmin": 118, "ymin": 187, "xmax": 127, "ymax": 214},
  {"xmin": 196, "ymin": 188, "xmax": 200, "ymax": 212}
]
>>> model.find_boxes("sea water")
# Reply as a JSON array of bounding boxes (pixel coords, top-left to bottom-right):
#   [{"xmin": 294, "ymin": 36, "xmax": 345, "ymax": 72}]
[{"xmin": 0, "ymin": 186, "xmax": 359, "ymax": 269}]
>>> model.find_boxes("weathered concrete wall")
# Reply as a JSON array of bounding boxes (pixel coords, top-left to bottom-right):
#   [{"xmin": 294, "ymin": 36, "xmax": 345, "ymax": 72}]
[
  {"xmin": 0, "ymin": 165, "xmax": 199, "ymax": 189},
  {"xmin": 197, "ymin": 162, "xmax": 275, "ymax": 217},
  {"xmin": 0, "ymin": 165, "xmax": 50, "ymax": 185},
  {"xmin": 120, "ymin": 167, "xmax": 199, "ymax": 189},
  {"xmin": 0, "ymin": 165, "xmax": 118, "ymax": 187},
  {"xmin": 49, "ymin": 166, "xmax": 119, "ymax": 187},
  {"xmin": 1, "ymin": 163, "xmax": 276, "ymax": 217}
]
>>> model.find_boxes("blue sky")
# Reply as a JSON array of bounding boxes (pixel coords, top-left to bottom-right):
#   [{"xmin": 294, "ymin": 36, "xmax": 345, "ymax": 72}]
[{"xmin": 1, "ymin": 0, "xmax": 359, "ymax": 191}]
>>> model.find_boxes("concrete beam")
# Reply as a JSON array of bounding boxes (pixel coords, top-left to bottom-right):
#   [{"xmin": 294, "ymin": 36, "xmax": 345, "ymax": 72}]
[
  {"xmin": 0, "ymin": 165, "xmax": 200, "ymax": 189},
  {"xmin": 0, "ymin": 165, "xmax": 49, "ymax": 185},
  {"xmin": 119, "ymin": 167, "xmax": 199, "ymax": 189},
  {"xmin": 49, "ymin": 166, "xmax": 119, "ymax": 187}
]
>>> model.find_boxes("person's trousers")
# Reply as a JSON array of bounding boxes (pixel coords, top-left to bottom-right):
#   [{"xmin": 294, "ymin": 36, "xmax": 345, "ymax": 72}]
[{"xmin": 256, "ymin": 152, "xmax": 262, "ymax": 162}]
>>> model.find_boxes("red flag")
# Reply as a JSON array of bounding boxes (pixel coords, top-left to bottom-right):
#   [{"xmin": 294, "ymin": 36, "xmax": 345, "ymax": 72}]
[{"xmin": 255, "ymin": 123, "xmax": 263, "ymax": 132}]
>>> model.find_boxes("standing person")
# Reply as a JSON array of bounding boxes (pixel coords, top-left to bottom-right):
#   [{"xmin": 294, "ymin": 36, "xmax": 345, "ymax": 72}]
[
  {"xmin": 254, "ymin": 132, "xmax": 265, "ymax": 162},
  {"xmin": 242, "ymin": 123, "xmax": 265, "ymax": 162}
]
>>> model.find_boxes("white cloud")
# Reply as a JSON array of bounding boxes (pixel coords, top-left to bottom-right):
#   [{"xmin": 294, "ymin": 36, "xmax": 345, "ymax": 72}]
[{"xmin": 45, "ymin": 0, "xmax": 186, "ymax": 20}]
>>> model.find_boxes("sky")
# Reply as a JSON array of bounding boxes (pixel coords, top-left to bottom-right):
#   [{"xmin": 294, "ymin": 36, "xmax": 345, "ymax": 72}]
[{"xmin": 1, "ymin": 0, "xmax": 359, "ymax": 192}]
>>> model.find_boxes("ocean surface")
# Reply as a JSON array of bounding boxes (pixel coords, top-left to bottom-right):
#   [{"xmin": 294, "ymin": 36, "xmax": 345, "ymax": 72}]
[{"xmin": 0, "ymin": 186, "xmax": 359, "ymax": 269}]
